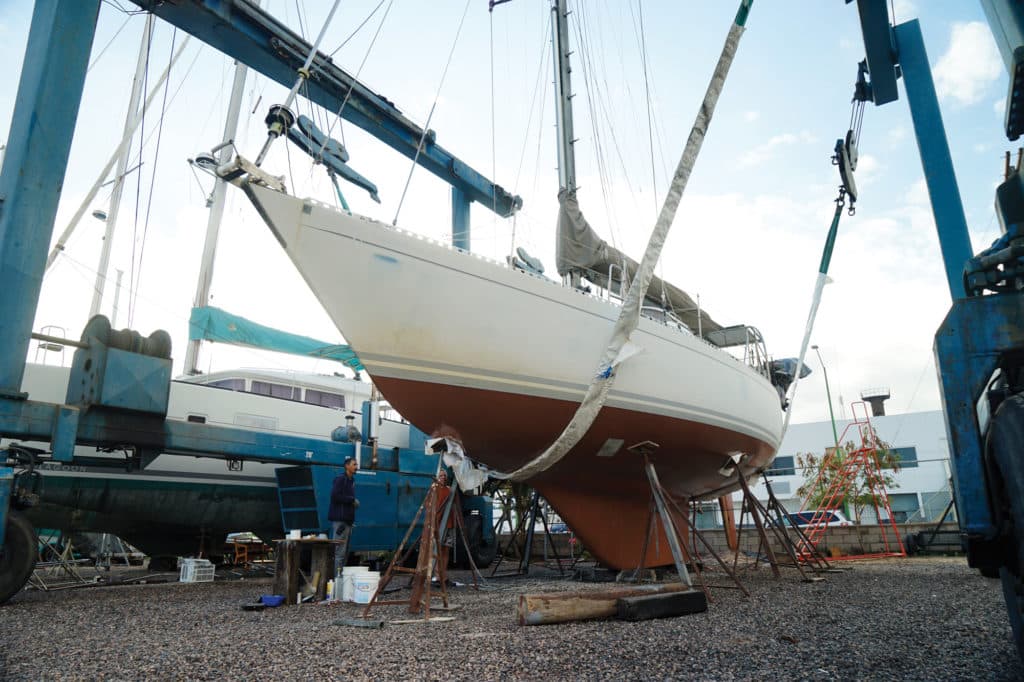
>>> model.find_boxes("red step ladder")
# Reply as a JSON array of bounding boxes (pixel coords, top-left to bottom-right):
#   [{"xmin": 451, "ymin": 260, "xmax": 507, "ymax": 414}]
[{"xmin": 797, "ymin": 402, "xmax": 905, "ymax": 561}]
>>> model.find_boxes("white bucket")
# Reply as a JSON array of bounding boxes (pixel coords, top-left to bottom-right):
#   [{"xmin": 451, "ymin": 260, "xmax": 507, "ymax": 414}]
[
  {"xmin": 341, "ymin": 566, "xmax": 369, "ymax": 602},
  {"xmin": 353, "ymin": 571, "xmax": 380, "ymax": 605}
]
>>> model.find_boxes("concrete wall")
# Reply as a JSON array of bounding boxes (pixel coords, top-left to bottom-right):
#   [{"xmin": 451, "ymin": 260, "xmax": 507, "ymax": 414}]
[
  {"xmin": 692, "ymin": 521, "xmax": 962, "ymax": 558},
  {"xmin": 503, "ymin": 522, "xmax": 962, "ymax": 562}
]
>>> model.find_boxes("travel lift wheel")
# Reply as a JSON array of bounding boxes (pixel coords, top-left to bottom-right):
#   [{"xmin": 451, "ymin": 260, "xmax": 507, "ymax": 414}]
[
  {"xmin": 989, "ymin": 393, "xmax": 1024, "ymax": 660},
  {"xmin": 0, "ymin": 510, "xmax": 37, "ymax": 604}
]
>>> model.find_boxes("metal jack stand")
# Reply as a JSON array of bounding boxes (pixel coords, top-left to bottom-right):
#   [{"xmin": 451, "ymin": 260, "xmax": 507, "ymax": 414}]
[
  {"xmin": 733, "ymin": 475, "xmax": 832, "ymax": 581},
  {"xmin": 490, "ymin": 489, "xmax": 568, "ymax": 577},
  {"xmin": 631, "ymin": 442, "xmax": 749, "ymax": 602}
]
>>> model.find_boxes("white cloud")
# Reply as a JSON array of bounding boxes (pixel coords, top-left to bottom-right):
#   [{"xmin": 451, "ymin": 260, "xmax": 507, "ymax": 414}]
[
  {"xmin": 891, "ymin": 0, "xmax": 916, "ymax": 21},
  {"xmin": 855, "ymin": 153, "xmax": 881, "ymax": 185},
  {"xmin": 933, "ymin": 22, "xmax": 1002, "ymax": 106},
  {"xmin": 905, "ymin": 178, "xmax": 929, "ymax": 206},
  {"xmin": 744, "ymin": 110, "xmax": 760, "ymax": 123},
  {"xmin": 738, "ymin": 131, "xmax": 816, "ymax": 168},
  {"xmin": 887, "ymin": 127, "xmax": 906, "ymax": 145},
  {"xmin": 995, "ymin": 96, "xmax": 1006, "ymax": 119}
]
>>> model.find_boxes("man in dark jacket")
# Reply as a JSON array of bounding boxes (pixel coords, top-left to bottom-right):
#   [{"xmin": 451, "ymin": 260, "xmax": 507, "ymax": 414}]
[{"xmin": 328, "ymin": 456, "xmax": 358, "ymax": 577}]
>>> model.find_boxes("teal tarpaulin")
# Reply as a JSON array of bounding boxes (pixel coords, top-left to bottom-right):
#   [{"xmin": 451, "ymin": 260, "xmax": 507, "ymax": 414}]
[{"xmin": 188, "ymin": 306, "xmax": 364, "ymax": 372}]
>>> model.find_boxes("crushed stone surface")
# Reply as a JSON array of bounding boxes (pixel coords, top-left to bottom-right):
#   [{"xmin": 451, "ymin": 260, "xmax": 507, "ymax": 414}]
[{"xmin": 0, "ymin": 557, "xmax": 1019, "ymax": 681}]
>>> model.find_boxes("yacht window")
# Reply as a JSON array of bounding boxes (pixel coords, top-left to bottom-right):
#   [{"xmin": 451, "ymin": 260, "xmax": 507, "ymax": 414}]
[
  {"xmin": 208, "ymin": 378, "xmax": 245, "ymax": 391},
  {"xmin": 304, "ymin": 389, "xmax": 345, "ymax": 410},
  {"xmin": 252, "ymin": 380, "xmax": 301, "ymax": 400}
]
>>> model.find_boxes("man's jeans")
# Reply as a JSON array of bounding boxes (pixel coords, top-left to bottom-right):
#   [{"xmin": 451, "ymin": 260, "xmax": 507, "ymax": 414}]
[{"xmin": 332, "ymin": 521, "xmax": 352, "ymax": 578}]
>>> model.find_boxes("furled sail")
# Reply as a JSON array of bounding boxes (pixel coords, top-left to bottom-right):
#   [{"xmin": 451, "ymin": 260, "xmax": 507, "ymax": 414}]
[{"xmin": 555, "ymin": 190, "xmax": 723, "ymax": 338}]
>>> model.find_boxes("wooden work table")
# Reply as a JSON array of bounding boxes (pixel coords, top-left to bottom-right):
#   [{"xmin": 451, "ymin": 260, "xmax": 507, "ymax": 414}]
[{"xmin": 271, "ymin": 538, "xmax": 345, "ymax": 605}]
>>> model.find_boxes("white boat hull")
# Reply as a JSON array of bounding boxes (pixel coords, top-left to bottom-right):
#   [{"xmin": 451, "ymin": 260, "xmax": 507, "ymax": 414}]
[{"xmin": 244, "ymin": 182, "xmax": 785, "ymax": 567}]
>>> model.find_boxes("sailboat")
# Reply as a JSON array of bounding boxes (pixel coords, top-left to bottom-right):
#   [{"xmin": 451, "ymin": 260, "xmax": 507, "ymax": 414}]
[{"xmin": 215, "ymin": 1, "xmax": 786, "ymax": 568}]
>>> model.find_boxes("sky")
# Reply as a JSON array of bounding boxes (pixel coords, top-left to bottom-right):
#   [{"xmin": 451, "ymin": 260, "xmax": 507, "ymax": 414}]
[{"xmin": 0, "ymin": 0, "xmax": 1011, "ymax": 427}]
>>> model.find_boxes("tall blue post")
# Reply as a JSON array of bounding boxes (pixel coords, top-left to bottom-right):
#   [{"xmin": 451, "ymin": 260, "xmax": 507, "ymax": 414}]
[
  {"xmin": 451, "ymin": 186, "xmax": 471, "ymax": 251},
  {"xmin": 0, "ymin": 0, "xmax": 100, "ymax": 397},
  {"xmin": 894, "ymin": 20, "xmax": 974, "ymax": 301}
]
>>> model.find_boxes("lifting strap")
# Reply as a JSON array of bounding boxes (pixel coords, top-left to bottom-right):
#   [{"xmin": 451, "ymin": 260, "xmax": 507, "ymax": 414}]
[{"xmin": 494, "ymin": 0, "xmax": 754, "ymax": 482}]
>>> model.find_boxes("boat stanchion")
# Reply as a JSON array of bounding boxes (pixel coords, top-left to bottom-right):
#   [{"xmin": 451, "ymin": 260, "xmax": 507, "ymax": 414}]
[
  {"xmin": 630, "ymin": 441, "xmax": 753, "ymax": 601},
  {"xmin": 630, "ymin": 441, "xmax": 693, "ymax": 589}
]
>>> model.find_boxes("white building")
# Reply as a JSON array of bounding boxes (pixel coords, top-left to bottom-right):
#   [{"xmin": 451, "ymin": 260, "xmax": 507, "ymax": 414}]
[{"xmin": 695, "ymin": 409, "xmax": 956, "ymax": 528}]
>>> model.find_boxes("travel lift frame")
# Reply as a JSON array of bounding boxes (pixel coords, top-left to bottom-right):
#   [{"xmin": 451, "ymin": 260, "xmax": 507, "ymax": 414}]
[
  {"xmin": 0, "ymin": 0, "xmax": 520, "ymax": 603},
  {"xmin": 846, "ymin": 0, "xmax": 1024, "ymax": 658}
]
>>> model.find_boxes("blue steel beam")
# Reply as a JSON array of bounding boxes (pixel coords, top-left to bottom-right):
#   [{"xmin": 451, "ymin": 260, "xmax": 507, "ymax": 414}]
[
  {"xmin": 0, "ymin": 397, "xmax": 359, "ymax": 466},
  {"xmin": 851, "ymin": 0, "xmax": 899, "ymax": 105},
  {"xmin": 128, "ymin": 0, "xmax": 522, "ymax": 220},
  {"xmin": 0, "ymin": 0, "xmax": 101, "ymax": 397},
  {"xmin": 451, "ymin": 187, "xmax": 471, "ymax": 251},
  {"xmin": 894, "ymin": 20, "xmax": 974, "ymax": 301}
]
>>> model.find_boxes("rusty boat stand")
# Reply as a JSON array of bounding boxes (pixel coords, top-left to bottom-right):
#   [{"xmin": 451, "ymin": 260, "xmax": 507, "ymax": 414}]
[{"xmin": 360, "ymin": 477, "xmax": 482, "ymax": 623}]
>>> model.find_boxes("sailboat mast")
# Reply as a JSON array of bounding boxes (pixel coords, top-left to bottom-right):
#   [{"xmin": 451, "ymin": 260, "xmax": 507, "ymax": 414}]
[
  {"xmin": 89, "ymin": 15, "xmax": 153, "ymax": 319},
  {"xmin": 551, "ymin": 0, "xmax": 576, "ymax": 193},
  {"xmin": 183, "ymin": 57, "xmax": 250, "ymax": 375}
]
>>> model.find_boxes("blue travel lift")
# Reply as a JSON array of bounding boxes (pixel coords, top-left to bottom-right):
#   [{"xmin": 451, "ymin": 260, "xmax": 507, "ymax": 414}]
[
  {"xmin": 844, "ymin": 0, "xmax": 1024, "ymax": 658},
  {"xmin": 0, "ymin": 0, "xmax": 510, "ymax": 603}
]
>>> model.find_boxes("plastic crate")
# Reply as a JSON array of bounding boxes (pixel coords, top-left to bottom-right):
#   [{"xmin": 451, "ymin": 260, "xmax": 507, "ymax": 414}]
[{"xmin": 179, "ymin": 558, "xmax": 215, "ymax": 583}]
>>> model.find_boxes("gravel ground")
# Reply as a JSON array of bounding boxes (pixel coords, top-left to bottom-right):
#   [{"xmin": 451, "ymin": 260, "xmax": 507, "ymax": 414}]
[{"xmin": 0, "ymin": 557, "xmax": 1019, "ymax": 681}]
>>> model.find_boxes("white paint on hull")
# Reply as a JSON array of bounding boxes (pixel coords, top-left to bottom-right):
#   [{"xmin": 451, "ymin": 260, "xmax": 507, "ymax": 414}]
[{"xmin": 245, "ymin": 183, "xmax": 784, "ymax": 456}]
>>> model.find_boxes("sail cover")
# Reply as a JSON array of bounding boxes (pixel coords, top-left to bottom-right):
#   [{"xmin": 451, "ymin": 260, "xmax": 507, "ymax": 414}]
[{"xmin": 556, "ymin": 190, "xmax": 723, "ymax": 338}]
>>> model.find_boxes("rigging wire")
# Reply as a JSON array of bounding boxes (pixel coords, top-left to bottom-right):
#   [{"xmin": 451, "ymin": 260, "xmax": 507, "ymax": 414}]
[
  {"xmin": 329, "ymin": 0, "xmax": 390, "ymax": 57},
  {"xmin": 127, "ymin": 21, "xmax": 155, "ymax": 321},
  {"xmin": 100, "ymin": 0, "xmax": 147, "ymax": 15},
  {"xmin": 490, "ymin": 7, "xmax": 498, "ymax": 222},
  {"xmin": 509, "ymin": 15, "xmax": 554, "ymax": 262},
  {"xmin": 627, "ymin": 0, "xmax": 671, "ymax": 195},
  {"xmin": 295, "ymin": 0, "xmax": 308, "ymax": 40},
  {"xmin": 88, "ymin": 13, "xmax": 132, "ymax": 73},
  {"xmin": 129, "ymin": 29, "xmax": 177, "ymax": 326},
  {"xmin": 392, "ymin": 0, "xmax": 474, "ymax": 228},
  {"xmin": 570, "ymin": 3, "xmax": 621, "ymax": 250},
  {"xmin": 319, "ymin": 0, "xmax": 396, "ymax": 157},
  {"xmin": 636, "ymin": 0, "xmax": 659, "ymax": 217}
]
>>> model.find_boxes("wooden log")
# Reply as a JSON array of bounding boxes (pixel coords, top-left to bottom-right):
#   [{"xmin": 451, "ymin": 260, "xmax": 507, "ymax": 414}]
[
  {"xmin": 517, "ymin": 583, "xmax": 691, "ymax": 625},
  {"xmin": 272, "ymin": 545, "xmax": 287, "ymax": 597},
  {"xmin": 615, "ymin": 590, "xmax": 708, "ymax": 622},
  {"xmin": 277, "ymin": 540, "xmax": 299, "ymax": 605}
]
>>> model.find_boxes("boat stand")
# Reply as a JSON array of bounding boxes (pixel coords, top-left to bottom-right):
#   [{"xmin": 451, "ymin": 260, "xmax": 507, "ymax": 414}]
[
  {"xmin": 490, "ymin": 489, "xmax": 570, "ymax": 577},
  {"xmin": 27, "ymin": 531, "xmax": 96, "ymax": 591},
  {"xmin": 733, "ymin": 475, "xmax": 832, "ymax": 580},
  {"xmin": 630, "ymin": 442, "xmax": 749, "ymax": 602},
  {"xmin": 362, "ymin": 479, "xmax": 480, "ymax": 622}
]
